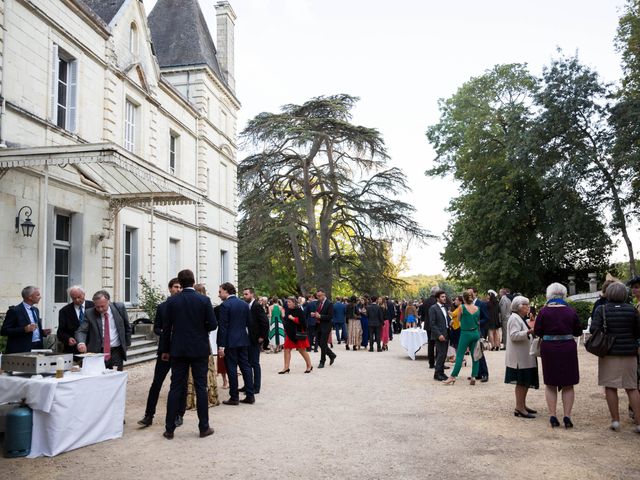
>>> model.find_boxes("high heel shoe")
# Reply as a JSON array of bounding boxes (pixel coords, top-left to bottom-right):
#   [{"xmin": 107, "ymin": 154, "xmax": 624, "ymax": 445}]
[
  {"xmin": 525, "ymin": 407, "xmax": 537, "ymax": 414},
  {"xmin": 304, "ymin": 367, "xmax": 313, "ymax": 373},
  {"xmin": 443, "ymin": 376, "xmax": 456, "ymax": 385},
  {"xmin": 278, "ymin": 369, "xmax": 290, "ymax": 374},
  {"xmin": 563, "ymin": 416, "xmax": 573, "ymax": 429},
  {"xmin": 549, "ymin": 416, "xmax": 560, "ymax": 428}
]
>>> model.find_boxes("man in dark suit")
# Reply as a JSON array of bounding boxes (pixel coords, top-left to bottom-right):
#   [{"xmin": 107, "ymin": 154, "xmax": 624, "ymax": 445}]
[
  {"xmin": 160, "ymin": 270, "xmax": 216, "ymax": 439},
  {"xmin": 366, "ymin": 296, "xmax": 384, "ymax": 352},
  {"xmin": 311, "ymin": 289, "xmax": 336, "ymax": 368},
  {"xmin": 76, "ymin": 290, "xmax": 132, "ymax": 371},
  {"xmin": 57, "ymin": 286, "xmax": 94, "ymax": 354},
  {"xmin": 218, "ymin": 282, "xmax": 255, "ymax": 405},
  {"xmin": 138, "ymin": 278, "xmax": 186, "ymax": 428},
  {"xmin": 242, "ymin": 287, "xmax": 269, "ymax": 395},
  {"xmin": 429, "ymin": 290, "xmax": 451, "ymax": 381},
  {"xmin": 423, "ymin": 288, "xmax": 438, "ymax": 368},
  {"xmin": 1, "ymin": 286, "xmax": 50, "ymax": 353}
]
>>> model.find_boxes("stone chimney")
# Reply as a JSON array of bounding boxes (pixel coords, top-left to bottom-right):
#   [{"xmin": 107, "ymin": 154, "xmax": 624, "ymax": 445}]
[{"xmin": 215, "ymin": 1, "xmax": 236, "ymax": 92}]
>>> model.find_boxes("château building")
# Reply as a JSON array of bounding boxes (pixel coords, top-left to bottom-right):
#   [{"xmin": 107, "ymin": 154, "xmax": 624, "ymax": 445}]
[{"xmin": 0, "ymin": 0, "xmax": 239, "ymax": 329}]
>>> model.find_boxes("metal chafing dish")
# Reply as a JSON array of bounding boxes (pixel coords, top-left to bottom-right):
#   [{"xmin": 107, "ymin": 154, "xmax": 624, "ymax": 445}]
[{"xmin": 1, "ymin": 352, "xmax": 74, "ymax": 375}]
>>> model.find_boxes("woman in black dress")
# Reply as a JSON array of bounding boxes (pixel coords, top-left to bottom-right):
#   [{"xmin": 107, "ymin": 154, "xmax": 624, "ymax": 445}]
[{"xmin": 280, "ymin": 297, "xmax": 313, "ymax": 374}]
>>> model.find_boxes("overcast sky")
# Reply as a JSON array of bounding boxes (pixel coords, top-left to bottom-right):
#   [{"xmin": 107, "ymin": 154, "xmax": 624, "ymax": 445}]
[{"xmin": 147, "ymin": 0, "xmax": 629, "ymax": 275}]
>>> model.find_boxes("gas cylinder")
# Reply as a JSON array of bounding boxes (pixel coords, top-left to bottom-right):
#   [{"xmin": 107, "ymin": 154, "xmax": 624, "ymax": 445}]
[{"xmin": 4, "ymin": 405, "xmax": 32, "ymax": 458}]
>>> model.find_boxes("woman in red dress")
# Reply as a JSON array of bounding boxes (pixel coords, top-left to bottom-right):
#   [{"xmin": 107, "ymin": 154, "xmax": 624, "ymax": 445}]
[{"xmin": 280, "ymin": 297, "xmax": 313, "ymax": 374}]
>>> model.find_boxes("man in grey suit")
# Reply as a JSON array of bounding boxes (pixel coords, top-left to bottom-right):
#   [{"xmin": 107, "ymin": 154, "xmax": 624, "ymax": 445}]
[
  {"xmin": 429, "ymin": 290, "xmax": 450, "ymax": 381},
  {"xmin": 77, "ymin": 290, "xmax": 132, "ymax": 371}
]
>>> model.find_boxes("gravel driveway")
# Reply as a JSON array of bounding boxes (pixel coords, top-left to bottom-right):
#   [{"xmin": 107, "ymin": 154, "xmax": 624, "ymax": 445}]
[{"xmin": 3, "ymin": 340, "xmax": 640, "ymax": 480}]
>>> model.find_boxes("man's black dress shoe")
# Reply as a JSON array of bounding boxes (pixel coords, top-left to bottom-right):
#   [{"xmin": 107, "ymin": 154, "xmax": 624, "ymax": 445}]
[
  {"xmin": 163, "ymin": 431, "xmax": 174, "ymax": 439},
  {"xmin": 137, "ymin": 416, "xmax": 153, "ymax": 427},
  {"xmin": 329, "ymin": 355, "xmax": 336, "ymax": 366},
  {"xmin": 514, "ymin": 410, "xmax": 535, "ymax": 419},
  {"xmin": 429, "ymin": 365, "xmax": 435, "ymax": 369},
  {"xmin": 240, "ymin": 396, "xmax": 255, "ymax": 404},
  {"xmin": 318, "ymin": 363, "xmax": 325, "ymax": 368},
  {"xmin": 223, "ymin": 399, "xmax": 239, "ymax": 406},
  {"xmin": 480, "ymin": 376, "xmax": 489, "ymax": 383},
  {"xmin": 200, "ymin": 427, "xmax": 215, "ymax": 438},
  {"xmin": 434, "ymin": 374, "xmax": 449, "ymax": 381}
]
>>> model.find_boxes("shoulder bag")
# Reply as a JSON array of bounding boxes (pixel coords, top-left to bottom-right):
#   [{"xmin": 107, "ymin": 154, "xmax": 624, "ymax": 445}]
[{"xmin": 585, "ymin": 305, "xmax": 614, "ymax": 357}]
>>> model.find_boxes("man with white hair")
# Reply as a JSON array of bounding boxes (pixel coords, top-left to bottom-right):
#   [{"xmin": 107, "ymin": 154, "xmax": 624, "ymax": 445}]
[
  {"xmin": 499, "ymin": 288, "xmax": 512, "ymax": 350},
  {"xmin": 57, "ymin": 285, "xmax": 94, "ymax": 353}
]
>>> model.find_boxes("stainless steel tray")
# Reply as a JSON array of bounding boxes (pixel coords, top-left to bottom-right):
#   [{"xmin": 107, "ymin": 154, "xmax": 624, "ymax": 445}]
[{"xmin": 1, "ymin": 352, "xmax": 74, "ymax": 374}]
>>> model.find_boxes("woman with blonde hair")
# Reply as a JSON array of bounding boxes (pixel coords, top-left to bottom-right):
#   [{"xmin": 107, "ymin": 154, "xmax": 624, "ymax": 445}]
[{"xmin": 443, "ymin": 291, "xmax": 480, "ymax": 385}]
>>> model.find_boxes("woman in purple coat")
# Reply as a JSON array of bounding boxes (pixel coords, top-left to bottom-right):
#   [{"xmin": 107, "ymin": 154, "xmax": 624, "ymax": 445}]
[{"xmin": 533, "ymin": 283, "xmax": 583, "ymax": 429}]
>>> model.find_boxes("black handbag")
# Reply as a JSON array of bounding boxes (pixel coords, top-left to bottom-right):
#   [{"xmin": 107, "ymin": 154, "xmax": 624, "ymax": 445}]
[
  {"xmin": 585, "ymin": 305, "xmax": 614, "ymax": 357},
  {"xmin": 295, "ymin": 331, "xmax": 308, "ymax": 341}
]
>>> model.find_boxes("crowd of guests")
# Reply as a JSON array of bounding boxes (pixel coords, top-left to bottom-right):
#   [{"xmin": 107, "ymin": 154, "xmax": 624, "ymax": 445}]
[{"xmin": 3, "ymin": 273, "xmax": 639, "ymax": 437}]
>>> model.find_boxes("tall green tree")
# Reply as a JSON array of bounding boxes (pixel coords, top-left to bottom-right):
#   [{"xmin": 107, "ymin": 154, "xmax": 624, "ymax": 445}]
[
  {"xmin": 534, "ymin": 54, "xmax": 636, "ymax": 276},
  {"xmin": 239, "ymin": 94, "xmax": 427, "ymax": 298},
  {"xmin": 426, "ymin": 64, "xmax": 612, "ymax": 294}
]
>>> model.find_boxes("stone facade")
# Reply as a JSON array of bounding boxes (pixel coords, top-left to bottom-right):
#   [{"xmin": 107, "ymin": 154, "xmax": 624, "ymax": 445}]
[{"xmin": 0, "ymin": 0, "xmax": 239, "ymax": 329}]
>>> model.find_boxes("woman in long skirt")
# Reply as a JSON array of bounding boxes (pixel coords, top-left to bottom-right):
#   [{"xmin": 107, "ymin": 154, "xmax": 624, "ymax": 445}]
[
  {"xmin": 346, "ymin": 296, "xmax": 362, "ymax": 350},
  {"xmin": 268, "ymin": 298, "xmax": 285, "ymax": 353}
]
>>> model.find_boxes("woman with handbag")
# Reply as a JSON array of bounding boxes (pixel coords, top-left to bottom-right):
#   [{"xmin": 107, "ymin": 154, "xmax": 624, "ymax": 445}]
[
  {"xmin": 504, "ymin": 296, "xmax": 539, "ymax": 419},
  {"xmin": 533, "ymin": 283, "xmax": 583, "ymax": 428},
  {"xmin": 589, "ymin": 281, "xmax": 640, "ymax": 433},
  {"xmin": 443, "ymin": 291, "xmax": 480, "ymax": 385},
  {"xmin": 280, "ymin": 297, "xmax": 313, "ymax": 374}
]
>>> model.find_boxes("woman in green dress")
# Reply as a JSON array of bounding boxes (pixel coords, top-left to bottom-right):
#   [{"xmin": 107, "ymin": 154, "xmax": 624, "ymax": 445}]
[
  {"xmin": 444, "ymin": 290, "xmax": 480, "ymax": 385},
  {"xmin": 269, "ymin": 298, "xmax": 285, "ymax": 353}
]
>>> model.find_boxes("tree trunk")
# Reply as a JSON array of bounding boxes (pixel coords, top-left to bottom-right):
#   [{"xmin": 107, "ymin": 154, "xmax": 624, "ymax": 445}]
[
  {"xmin": 286, "ymin": 225, "xmax": 309, "ymax": 296},
  {"xmin": 596, "ymin": 160, "xmax": 636, "ymax": 277}
]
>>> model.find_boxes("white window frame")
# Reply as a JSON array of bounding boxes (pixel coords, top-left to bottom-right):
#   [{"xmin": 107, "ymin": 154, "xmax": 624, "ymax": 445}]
[
  {"xmin": 124, "ymin": 100, "xmax": 137, "ymax": 152},
  {"xmin": 123, "ymin": 227, "xmax": 139, "ymax": 304},
  {"xmin": 220, "ymin": 250, "xmax": 229, "ymax": 284},
  {"xmin": 169, "ymin": 132, "xmax": 179, "ymax": 175},
  {"xmin": 169, "ymin": 238, "xmax": 180, "ymax": 279},
  {"xmin": 129, "ymin": 22, "xmax": 139, "ymax": 56},
  {"xmin": 53, "ymin": 213, "xmax": 71, "ymax": 304},
  {"xmin": 49, "ymin": 44, "xmax": 78, "ymax": 132}
]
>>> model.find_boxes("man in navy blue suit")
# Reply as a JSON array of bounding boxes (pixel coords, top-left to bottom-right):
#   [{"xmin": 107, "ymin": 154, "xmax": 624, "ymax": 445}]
[
  {"xmin": 217, "ymin": 282, "xmax": 255, "ymax": 405},
  {"xmin": 1, "ymin": 286, "xmax": 50, "ymax": 353},
  {"xmin": 241, "ymin": 287, "xmax": 269, "ymax": 395},
  {"xmin": 160, "ymin": 269, "xmax": 217, "ymax": 439},
  {"xmin": 138, "ymin": 278, "xmax": 186, "ymax": 428}
]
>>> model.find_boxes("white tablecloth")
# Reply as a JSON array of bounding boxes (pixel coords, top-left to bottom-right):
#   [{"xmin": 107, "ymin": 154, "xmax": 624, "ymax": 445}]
[
  {"xmin": 400, "ymin": 328, "xmax": 429, "ymax": 360},
  {"xmin": 0, "ymin": 371, "xmax": 127, "ymax": 457}
]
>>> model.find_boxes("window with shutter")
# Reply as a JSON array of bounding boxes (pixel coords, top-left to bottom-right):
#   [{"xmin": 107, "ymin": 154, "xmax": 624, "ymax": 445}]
[{"xmin": 50, "ymin": 44, "xmax": 78, "ymax": 132}]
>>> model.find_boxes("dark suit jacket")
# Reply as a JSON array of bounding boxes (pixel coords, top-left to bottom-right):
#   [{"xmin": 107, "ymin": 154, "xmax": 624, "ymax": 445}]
[
  {"xmin": 474, "ymin": 299, "xmax": 490, "ymax": 330},
  {"xmin": 366, "ymin": 303, "xmax": 384, "ymax": 327},
  {"xmin": 1, "ymin": 303, "xmax": 45, "ymax": 353},
  {"xmin": 57, "ymin": 300, "xmax": 94, "ymax": 353},
  {"xmin": 159, "ymin": 289, "xmax": 216, "ymax": 358},
  {"xmin": 154, "ymin": 300, "xmax": 168, "ymax": 355},
  {"xmin": 429, "ymin": 303, "xmax": 450, "ymax": 340},
  {"xmin": 305, "ymin": 300, "xmax": 318, "ymax": 327},
  {"xmin": 76, "ymin": 302, "xmax": 132, "ymax": 359},
  {"xmin": 248, "ymin": 300, "xmax": 269, "ymax": 345},
  {"xmin": 217, "ymin": 295, "xmax": 251, "ymax": 349},
  {"xmin": 315, "ymin": 300, "xmax": 334, "ymax": 331}
]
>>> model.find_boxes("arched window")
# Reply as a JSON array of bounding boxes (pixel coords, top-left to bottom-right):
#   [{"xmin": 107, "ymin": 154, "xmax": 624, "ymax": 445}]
[{"xmin": 129, "ymin": 22, "xmax": 138, "ymax": 55}]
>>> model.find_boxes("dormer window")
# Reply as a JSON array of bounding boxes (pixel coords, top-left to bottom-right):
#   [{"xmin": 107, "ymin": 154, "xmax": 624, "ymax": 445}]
[{"xmin": 129, "ymin": 22, "xmax": 138, "ymax": 55}]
